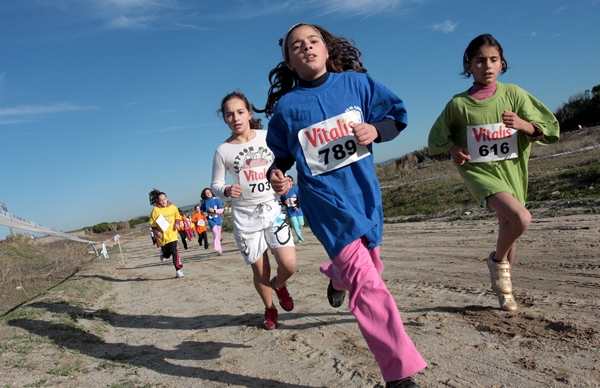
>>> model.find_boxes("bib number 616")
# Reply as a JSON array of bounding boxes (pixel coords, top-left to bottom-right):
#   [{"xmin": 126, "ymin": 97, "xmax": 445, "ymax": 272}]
[{"xmin": 479, "ymin": 142, "xmax": 509, "ymax": 157}]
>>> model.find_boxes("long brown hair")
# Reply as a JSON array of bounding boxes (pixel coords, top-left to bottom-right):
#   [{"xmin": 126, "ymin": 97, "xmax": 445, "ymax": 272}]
[
  {"xmin": 256, "ymin": 24, "xmax": 367, "ymax": 118},
  {"xmin": 217, "ymin": 90, "xmax": 263, "ymax": 129}
]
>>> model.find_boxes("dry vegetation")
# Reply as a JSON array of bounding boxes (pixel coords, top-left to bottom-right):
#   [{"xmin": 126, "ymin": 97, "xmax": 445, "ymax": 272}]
[
  {"xmin": 0, "ymin": 229, "xmax": 148, "ymax": 316},
  {"xmin": 378, "ymin": 126, "xmax": 600, "ymax": 220},
  {"xmin": 1, "ymin": 127, "xmax": 599, "ymax": 317}
]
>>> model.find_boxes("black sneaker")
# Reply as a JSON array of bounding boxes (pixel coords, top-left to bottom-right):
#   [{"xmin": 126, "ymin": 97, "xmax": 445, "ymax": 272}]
[
  {"xmin": 327, "ymin": 279, "xmax": 346, "ymax": 308},
  {"xmin": 385, "ymin": 377, "xmax": 420, "ymax": 388}
]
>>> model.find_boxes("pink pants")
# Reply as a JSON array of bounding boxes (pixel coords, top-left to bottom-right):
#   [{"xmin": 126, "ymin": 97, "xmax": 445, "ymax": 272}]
[
  {"xmin": 320, "ymin": 237, "xmax": 427, "ymax": 382},
  {"xmin": 212, "ymin": 225, "xmax": 222, "ymax": 252}
]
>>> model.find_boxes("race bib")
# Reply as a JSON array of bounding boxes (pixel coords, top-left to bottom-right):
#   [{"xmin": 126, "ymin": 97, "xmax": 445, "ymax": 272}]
[
  {"xmin": 299, "ymin": 110, "xmax": 370, "ymax": 176},
  {"xmin": 240, "ymin": 166, "xmax": 272, "ymax": 198},
  {"xmin": 197, "ymin": 220, "xmax": 205, "ymax": 227},
  {"xmin": 467, "ymin": 123, "xmax": 518, "ymax": 163}
]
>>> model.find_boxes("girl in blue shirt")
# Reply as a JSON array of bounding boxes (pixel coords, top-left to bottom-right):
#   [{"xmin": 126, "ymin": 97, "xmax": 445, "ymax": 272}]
[
  {"xmin": 200, "ymin": 188, "xmax": 224, "ymax": 256},
  {"xmin": 259, "ymin": 23, "xmax": 426, "ymax": 388}
]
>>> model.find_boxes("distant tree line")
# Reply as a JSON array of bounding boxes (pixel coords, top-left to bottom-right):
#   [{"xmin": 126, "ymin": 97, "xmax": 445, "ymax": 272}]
[
  {"xmin": 85, "ymin": 216, "xmax": 150, "ymax": 234},
  {"xmin": 554, "ymin": 83, "xmax": 600, "ymax": 132}
]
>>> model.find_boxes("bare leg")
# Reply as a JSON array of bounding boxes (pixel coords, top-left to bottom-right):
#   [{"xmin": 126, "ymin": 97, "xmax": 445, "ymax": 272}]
[
  {"xmin": 486, "ymin": 192, "xmax": 531, "ymax": 265},
  {"xmin": 251, "ymin": 252, "xmax": 275, "ymax": 309},
  {"xmin": 271, "ymin": 246, "xmax": 297, "ymax": 288}
]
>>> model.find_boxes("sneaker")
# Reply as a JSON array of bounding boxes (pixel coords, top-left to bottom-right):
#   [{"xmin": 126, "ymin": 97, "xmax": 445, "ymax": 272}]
[
  {"xmin": 217, "ymin": 251, "xmax": 223, "ymax": 256},
  {"xmin": 487, "ymin": 251, "xmax": 512, "ymax": 294},
  {"xmin": 271, "ymin": 276, "xmax": 294, "ymax": 312},
  {"xmin": 263, "ymin": 308, "xmax": 278, "ymax": 330},
  {"xmin": 498, "ymin": 292, "xmax": 518, "ymax": 311},
  {"xmin": 159, "ymin": 254, "xmax": 165, "ymax": 262},
  {"xmin": 385, "ymin": 377, "xmax": 420, "ymax": 388},
  {"xmin": 327, "ymin": 279, "xmax": 346, "ymax": 308},
  {"xmin": 176, "ymin": 270, "xmax": 184, "ymax": 278}
]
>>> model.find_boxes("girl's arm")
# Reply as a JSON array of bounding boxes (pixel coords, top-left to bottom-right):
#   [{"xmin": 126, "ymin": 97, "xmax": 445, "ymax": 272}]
[
  {"xmin": 351, "ymin": 122, "xmax": 379, "ymax": 146},
  {"xmin": 501, "ymin": 110, "xmax": 538, "ymax": 136},
  {"xmin": 269, "ymin": 168, "xmax": 292, "ymax": 195},
  {"xmin": 210, "ymin": 150, "xmax": 231, "ymax": 198},
  {"xmin": 448, "ymin": 144, "xmax": 471, "ymax": 166},
  {"xmin": 372, "ymin": 118, "xmax": 407, "ymax": 143}
]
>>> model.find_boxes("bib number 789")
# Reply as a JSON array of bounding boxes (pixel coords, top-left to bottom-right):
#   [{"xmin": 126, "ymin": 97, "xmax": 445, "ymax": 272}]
[{"xmin": 318, "ymin": 139, "xmax": 357, "ymax": 164}]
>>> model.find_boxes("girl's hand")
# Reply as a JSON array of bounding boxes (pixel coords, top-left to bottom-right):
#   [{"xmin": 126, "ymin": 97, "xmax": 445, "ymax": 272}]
[
  {"xmin": 449, "ymin": 145, "xmax": 471, "ymax": 165},
  {"xmin": 351, "ymin": 122, "xmax": 378, "ymax": 146},
  {"xmin": 270, "ymin": 169, "xmax": 292, "ymax": 195},
  {"xmin": 502, "ymin": 110, "xmax": 535, "ymax": 135},
  {"xmin": 228, "ymin": 184, "xmax": 242, "ymax": 199}
]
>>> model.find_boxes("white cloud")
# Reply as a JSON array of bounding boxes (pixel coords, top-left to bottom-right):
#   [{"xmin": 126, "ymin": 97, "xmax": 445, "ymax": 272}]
[
  {"xmin": 0, "ymin": 103, "xmax": 97, "ymax": 117},
  {"xmin": 312, "ymin": 0, "xmax": 424, "ymax": 17},
  {"xmin": 433, "ymin": 20, "xmax": 459, "ymax": 33},
  {"xmin": 90, "ymin": 0, "xmax": 186, "ymax": 29},
  {"xmin": 553, "ymin": 6, "xmax": 567, "ymax": 14},
  {"xmin": 105, "ymin": 14, "xmax": 153, "ymax": 29}
]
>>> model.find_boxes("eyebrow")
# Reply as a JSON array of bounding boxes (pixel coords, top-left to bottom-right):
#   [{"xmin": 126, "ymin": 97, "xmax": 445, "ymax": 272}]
[{"xmin": 289, "ymin": 34, "xmax": 321, "ymax": 47}]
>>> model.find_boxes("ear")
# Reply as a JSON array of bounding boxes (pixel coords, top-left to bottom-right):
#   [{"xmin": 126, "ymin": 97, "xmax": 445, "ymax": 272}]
[
  {"xmin": 465, "ymin": 62, "xmax": 472, "ymax": 75},
  {"xmin": 286, "ymin": 61, "xmax": 295, "ymax": 72}
]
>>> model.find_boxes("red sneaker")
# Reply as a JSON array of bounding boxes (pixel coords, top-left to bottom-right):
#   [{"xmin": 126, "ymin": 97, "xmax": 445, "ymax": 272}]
[
  {"xmin": 271, "ymin": 276, "xmax": 294, "ymax": 312},
  {"xmin": 263, "ymin": 308, "xmax": 278, "ymax": 330}
]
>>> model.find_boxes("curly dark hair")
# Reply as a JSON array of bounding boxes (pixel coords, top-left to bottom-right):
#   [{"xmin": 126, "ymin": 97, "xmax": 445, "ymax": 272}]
[
  {"xmin": 462, "ymin": 34, "xmax": 508, "ymax": 78},
  {"xmin": 217, "ymin": 90, "xmax": 263, "ymax": 129},
  {"xmin": 148, "ymin": 188, "xmax": 165, "ymax": 206},
  {"xmin": 256, "ymin": 23, "xmax": 367, "ymax": 118}
]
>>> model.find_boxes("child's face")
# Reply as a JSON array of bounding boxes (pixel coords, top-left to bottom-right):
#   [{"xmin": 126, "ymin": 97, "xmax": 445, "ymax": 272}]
[
  {"xmin": 195, "ymin": 206, "xmax": 200, "ymax": 213},
  {"xmin": 204, "ymin": 190, "xmax": 213, "ymax": 198},
  {"xmin": 286, "ymin": 25, "xmax": 329, "ymax": 81},
  {"xmin": 157, "ymin": 194, "xmax": 168, "ymax": 207},
  {"xmin": 466, "ymin": 44, "xmax": 503, "ymax": 86},
  {"xmin": 223, "ymin": 97, "xmax": 252, "ymax": 135}
]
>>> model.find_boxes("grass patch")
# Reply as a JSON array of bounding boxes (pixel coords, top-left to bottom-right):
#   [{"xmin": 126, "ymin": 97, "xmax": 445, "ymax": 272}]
[
  {"xmin": 381, "ymin": 126, "xmax": 600, "ymax": 220},
  {"xmin": 47, "ymin": 361, "xmax": 87, "ymax": 376}
]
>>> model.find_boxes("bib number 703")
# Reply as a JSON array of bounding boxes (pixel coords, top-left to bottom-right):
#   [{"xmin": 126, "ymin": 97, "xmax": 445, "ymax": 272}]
[
  {"xmin": 318, "ymin": 139, "xmax": 357, "ymax": 165},
  {"xmin": 249, "ymin": 181, "xmax": 271, "ymax": 193}
]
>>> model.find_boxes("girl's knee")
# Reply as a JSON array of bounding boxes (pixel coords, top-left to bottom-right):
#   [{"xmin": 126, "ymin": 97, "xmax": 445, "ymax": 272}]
[{"xmin": 516, "ymin": 209, "xmax": 532, "ymax": 233}]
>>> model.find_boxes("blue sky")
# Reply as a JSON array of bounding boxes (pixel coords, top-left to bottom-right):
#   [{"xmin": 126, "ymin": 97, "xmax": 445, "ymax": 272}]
[{"xmin": 1, "ymin": 0, "xmax": 599, "ymax": 238}]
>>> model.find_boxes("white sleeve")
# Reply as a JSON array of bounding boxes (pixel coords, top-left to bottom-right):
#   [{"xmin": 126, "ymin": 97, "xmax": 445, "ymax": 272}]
[{"xmin": 210, "ymin": 149, "xmax": 229, "ymax": 198}]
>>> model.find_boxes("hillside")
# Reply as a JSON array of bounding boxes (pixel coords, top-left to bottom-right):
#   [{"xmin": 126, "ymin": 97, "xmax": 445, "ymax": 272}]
[{"xmin": 377, "ymin": 126, "xmax": 600, "ymax": 221}]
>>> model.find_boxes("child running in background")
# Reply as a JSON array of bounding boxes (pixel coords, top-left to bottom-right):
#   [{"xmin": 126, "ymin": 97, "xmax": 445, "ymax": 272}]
[
  {"xmin": 260, "ymin": 23, "xmax": 426, "ymax": 388},
  {"xmin": 177, "ymin": 209, "xmax": 190, "ymax": 250},
  {"xmin": 191, "ymin": 205, "xmax": 209, "ymax": 249},
  {"xmin": 428, "ymin": 34, "xmax": 559, "ymax": 311},
  {"xmin": 149, "ymin": 189, "xmax": 185, "ymax": 278},
  {"xmin": 200, "ymin": 188, "xmax": 224, "ymax": 256},
  {"xmin": 210, "ymin": 90, "xmax": 297, "ymax": 330},
  {"xmin": 280, "ymin": 175, "xmax": 305, "ymax": 243}
]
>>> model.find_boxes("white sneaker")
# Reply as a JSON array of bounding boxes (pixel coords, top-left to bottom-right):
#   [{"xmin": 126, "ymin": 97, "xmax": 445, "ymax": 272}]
[
  {"xmin": 487, "ymin": 251, "xmax": 512, "ymax": 294},
  {"xmin": 176, "ymin": 270, "xmax": 184, "ymax": 278},
  {"xmin": 217, "ymin": 251, "xmax": 223, "ymax": 256},
  {"xmin": 159, "ymin": 254, "xmax": 165, "ymax": 262}
]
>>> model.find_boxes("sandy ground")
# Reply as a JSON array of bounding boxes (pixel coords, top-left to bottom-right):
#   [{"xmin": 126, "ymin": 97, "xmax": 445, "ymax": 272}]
[{"xmin": 1, "ymin": 212, "xmax": 599, "ymax": 387}]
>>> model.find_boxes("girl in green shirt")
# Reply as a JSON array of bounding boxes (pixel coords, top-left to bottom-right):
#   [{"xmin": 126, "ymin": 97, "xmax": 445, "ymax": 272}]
[{"xmin": 428, "ymin": 34, "xmax": 559, "ymax": 311}]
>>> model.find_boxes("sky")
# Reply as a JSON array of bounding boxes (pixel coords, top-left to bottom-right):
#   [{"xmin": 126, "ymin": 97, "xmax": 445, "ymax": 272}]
[{"xmin": 1, "ymin": 0, "xmax": 599, "ymax": 238}]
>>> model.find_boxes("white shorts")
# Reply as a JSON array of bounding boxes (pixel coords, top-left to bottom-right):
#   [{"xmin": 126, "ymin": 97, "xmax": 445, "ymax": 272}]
[{"xmin": 233, "ymin": 201, "xmax": 295, "ymax": 265}]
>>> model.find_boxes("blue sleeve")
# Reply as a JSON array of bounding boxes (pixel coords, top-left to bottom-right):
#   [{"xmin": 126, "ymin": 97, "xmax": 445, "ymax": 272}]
[
  {"xmin": 266, "ymin": 110, "xmax": 295, "ymax": 160},
  {"xmin": 365, "ymin": 75, "xmax": 408, "ymax": 127}
]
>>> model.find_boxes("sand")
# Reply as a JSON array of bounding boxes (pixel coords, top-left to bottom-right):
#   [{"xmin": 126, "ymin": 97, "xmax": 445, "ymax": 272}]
[{"xmin": 1, "ymin": 212, "xmax": 599, "ymax": 387}]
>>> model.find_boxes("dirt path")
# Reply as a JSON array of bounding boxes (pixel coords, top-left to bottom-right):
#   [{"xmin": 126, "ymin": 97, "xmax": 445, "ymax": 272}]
[{"xmin": 1, "ymin": 213, "xmax": 599, "ymax": 387}]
